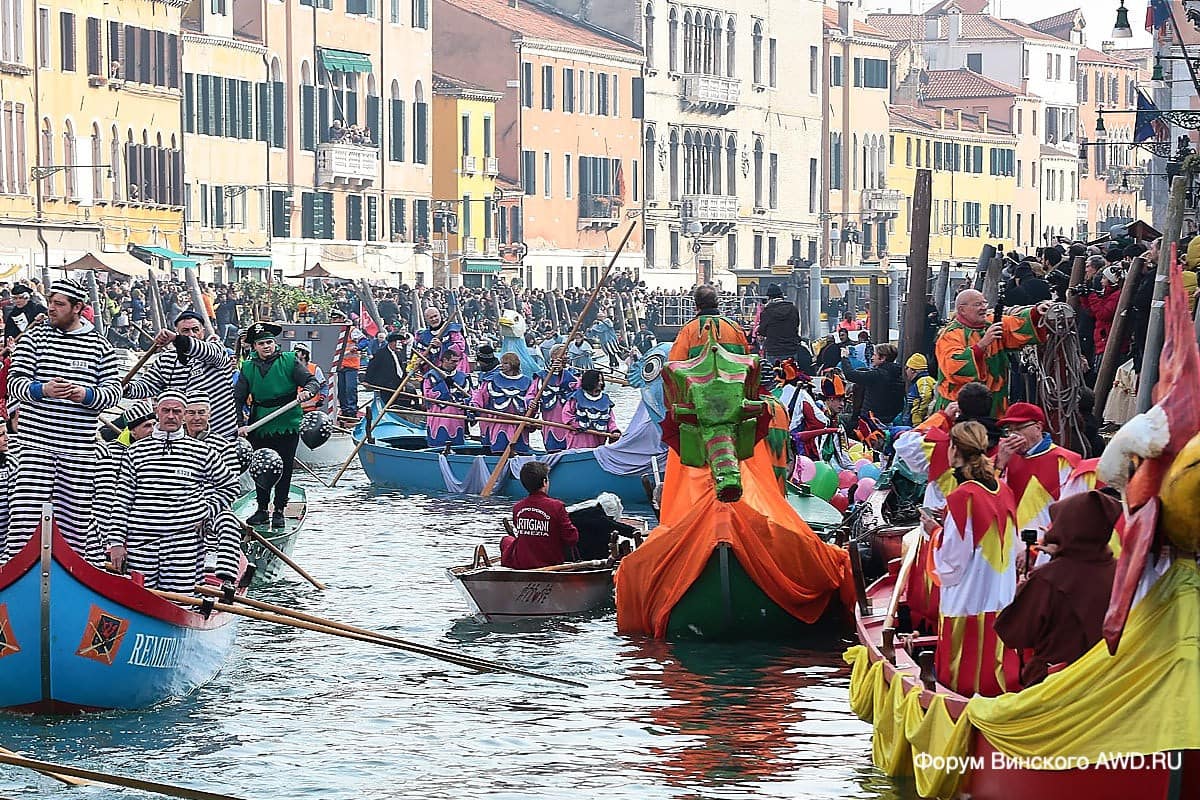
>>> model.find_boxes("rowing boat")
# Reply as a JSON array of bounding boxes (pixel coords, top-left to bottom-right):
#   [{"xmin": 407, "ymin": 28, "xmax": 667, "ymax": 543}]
[
  {"xmin": 447, "ymin": 519, "xmax": 648, "ymax": 622},
  {"xmin": 0, "ymin": 504, "xmax": 242, "ymax": 714},
  {"xmin": 235, "ymin": 487, "xmax": 307, "ymax": 585},
  {"xmin": 849, "ymin": 565, "xmax": 1199, "ymax": 799}
]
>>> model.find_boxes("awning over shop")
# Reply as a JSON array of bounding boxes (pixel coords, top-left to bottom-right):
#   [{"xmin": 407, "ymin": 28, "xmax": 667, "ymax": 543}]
[
  {"xmin": 133, "ymin": 245, "xmax": 199, "ymax": 270},
  {"xmin": 319, "ymin": 48, "xmax": 372, "ymax": 73},
  {"xmin": 461, "ymin": 259, "xmax": 505, "ymax": 274},
  {"xmin": 232, "ymin": 256, "xmax": 272, "ymax": 270},
  {"xmin": 64, "ymin": 250, "xmax": 155, "ymax": 278}
]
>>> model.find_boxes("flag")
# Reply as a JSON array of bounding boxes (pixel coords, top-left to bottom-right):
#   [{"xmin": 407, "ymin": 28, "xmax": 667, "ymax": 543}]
[
  {"xmin": 1146, "ymin": 0, "xmax": 1170, "ymax": 33},
  {"xmin": 1134, "ymin": 89, "xmax": 1167, "ymax": 143},
  {"xmin": 359, "ymin": 302, "xmax": 379, "ymax": 337}
]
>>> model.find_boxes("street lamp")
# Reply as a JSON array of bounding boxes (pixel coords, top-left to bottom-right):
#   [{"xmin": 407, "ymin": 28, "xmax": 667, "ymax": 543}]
[
  {"xmin": 1112, "ymin": 0, "xmax": 1133, "ymax": 39},
  {"xmin": 683, "ymin": 219, "xmax": 704, "ymax": 285}
]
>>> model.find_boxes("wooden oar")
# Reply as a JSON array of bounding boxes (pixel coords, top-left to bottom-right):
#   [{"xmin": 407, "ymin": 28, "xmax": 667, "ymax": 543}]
[
  {"xmin": 329, "ymin": 380, "xmax": 407, "ymax": 487},
  {"xmin": 121, "ymin": 342, "xmax": 163, "ymax": 386},
  {"xmin": 240, "ymin": 522, "xmax": 326, "ymax": 590},
  {"xmin": 0, "ymin": 752, "xmax": 245, "ymax": 800},
  {"xmin": 882, "ymin": 528, "xmax": 922, "ymax": 631},
  {"xmin": 0, "ymin": 745, "xmax": 94, "ymax": 787},
  {"xmin": 292, "ymin": 457, "xmax": 331, "ymax": 488},
  {"xmin": 481, "ymin": 220, "xmax": 638, "ymax": 496},
  {"xmin": 243, "ymin": 398, "xmax": 302, "ymax": 435},
  {"xmin": 167, "ymin": 588, "xmax": 587, "ymax": 689}
]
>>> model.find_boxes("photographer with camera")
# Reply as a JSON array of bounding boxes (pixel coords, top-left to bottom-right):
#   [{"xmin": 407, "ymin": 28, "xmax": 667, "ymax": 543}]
[{"xmin": 1074, "ymin": 260, "xmax": 1123, "ymax": 359}]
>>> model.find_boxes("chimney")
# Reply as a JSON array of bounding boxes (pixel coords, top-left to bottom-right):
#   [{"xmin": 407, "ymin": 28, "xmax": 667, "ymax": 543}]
[
  {"xmin": 925, "ymin": 17, "xmax": 939, "ymax": 41},
  {"xmin": 947, "ymin": 9, "xmax": 961, "ymax": 48},
  {"xmin": 508, "ymin": 0, "xmax": 518, "ymax": 7},
  {"xmin": 938, "ymin": 108, "xmax": 947, "ymax": 129},
  {"xmin": 1101, "ymin": 40, "xmax": 1116, "ymax": 54},
  {"xmin": 955, "ymin": 109, "xmax": 963, "ymax": 129},
  {"xmin": 837, "ymin": 0, "xmax": 853, "ymax": 37},
  {"xmin": 979, "ymin": 110, "xmax": 989, "ymax": 132}
]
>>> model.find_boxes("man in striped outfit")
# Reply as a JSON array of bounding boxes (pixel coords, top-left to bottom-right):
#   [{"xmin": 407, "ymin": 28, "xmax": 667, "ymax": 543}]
[
  {"xmin": 125, "ymin": 310, "xmax": 237, "ymax": 440},
  {"xmin": 182, "ymin": 391, "xmax": 244, "ymax": 583},
  {"xmin": 105, "ymin": 391, "xmax": 239, "ymax": 592},
  {"xmin": 6, "ymin": 278, "xmax": 121, "ymax": 561},
  {"xmin": 0, "ymin": 426, "xmax": 17, "ymax": 560}
]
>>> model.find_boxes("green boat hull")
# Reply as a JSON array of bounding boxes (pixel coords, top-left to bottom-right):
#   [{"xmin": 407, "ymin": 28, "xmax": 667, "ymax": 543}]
[
  {"xmin": 784, "ymin": 482, "xmax": 843, "ymax": 535},
  {"xmin": 665, "ymin": 544, "xmax": 847, "ymax": 641},
  {"xmin": 232, "ymin": 486, "xmax": 307, "ymax": 586}
]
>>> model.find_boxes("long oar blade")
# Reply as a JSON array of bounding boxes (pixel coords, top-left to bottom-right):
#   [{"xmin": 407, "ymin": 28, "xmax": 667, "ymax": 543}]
[
  {"xmin": 0, "ymin": 746, "xmax": 94, "ymax": 787},
  {"xmin": 0, "ymin": 753, "xmax": 247, "ymax": 800}
]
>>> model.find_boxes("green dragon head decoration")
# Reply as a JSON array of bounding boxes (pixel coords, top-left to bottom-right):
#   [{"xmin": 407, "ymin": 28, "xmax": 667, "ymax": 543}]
[{"xmin": 662, "ymin": 335, "xmax": 767, "ymax": 503}]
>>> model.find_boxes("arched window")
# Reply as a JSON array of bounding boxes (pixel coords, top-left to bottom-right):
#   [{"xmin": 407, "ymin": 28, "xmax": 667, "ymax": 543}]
[
  {"xmin": 830, "ymin": 133, "xmax": 842, "ymax": 190},
  {"xmin": 40, "ymin": 118, "xmax": 55, "ymax": 198},
  {"xmin": 388, "ymin": 79, "xmax": 405, "ymax": 162},
  {"xmin": 413, "ymin": 79, "xmax": 428, "ymax": 164},
  {"xmin": 682, "ymin": 130, "xmax": 693, "ymax": 195},
  {"xmin": 110, "ymin": 125, "xmax": 121, "ymax": 201},
  {"xmin": 644, "ymin": 4, "xmax": 655, "ymax": 69},
  {"xmin": 365, "ymin": 73, "xmax": 380, "ymax": 145},
  {"xmin": 91, "ymin": 123, "xmax": 104, "ymax": 201},
  {"xmin": 752, "ymin": 21, "xmax": 763, "ymax": 85},
  {"xmin": 63, "ymin": 119, "xmax": 76, "ymax": 200},
  {"xmin": 643, "ymin": 126, "xmax": 656, "ymax": 201},
  {"xmin": 668, "ymin": 8, "xmax": 678, "ymax": 72},
  {"xmin": 299, "ymin": 60, "xmax": 315, "ymax": 151},
  {"xmin": 682, "ymin": 11, "xmax": 692, "ymax": 73},
  {"xmin": 712, "ymin": 16, "xmax": 723, "ymax": 77},
  {"xmin": 851, "ymin": 133, "xmax": 858, "ymax": 189},
  {"xmin": 669, "ymin": 128, "xmax": 679, "ymax": 201},
  {"xmin": 271, "ymin": 57, "xmax": 282, "ymax": 83},
  {"xmin": 726, "ymin": 134, "xmax": 737, "ymax": 196},
  {"xmin": 710, "ymin": 132, "xmax": 721, "ymax": 194},
  {"xmin": 726, "ymin": 18, "xmax": 735, "ymax": 78},
  {"xmin": 753, "ymin": 137, "xmax": 764, "ymax": 208}
]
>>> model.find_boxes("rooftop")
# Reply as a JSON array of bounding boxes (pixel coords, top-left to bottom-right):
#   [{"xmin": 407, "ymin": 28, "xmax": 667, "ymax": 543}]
[
  {"xmin": 923, "ymin": 68, "xmax": 1028, "ymax": 100},
  {"xmin": 926, "ymin": 0, "xmax": 989, "ymax": 15},
  {"xmin": 433, "ymin": 73, "xmax": 504, "ymax": 100},
  {"xmin": 1029, "ymin": 9, "xmax": 1082, "ymax": 41},
  {"xmin": 1077, "ymin": 47, "xmax": 1135, "ymax": 67},
  {"xmin": 436, "ymin": 0, "xmax": 638, "ymax": 53},
  {"xmin": 889, "ymin": 104, "xmax": 1011, "ymax": 136},
  {"xmin": 865, "ymin": 12, "xmax": 1066, "ymax": 44},
  {"xmin": 821, "ymin": 5, "xmax": 891, "ymax": 40}
]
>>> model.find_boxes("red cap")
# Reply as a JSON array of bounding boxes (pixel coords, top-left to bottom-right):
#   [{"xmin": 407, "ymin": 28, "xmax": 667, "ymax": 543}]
[{"xmin": 997, "ymin": 402, "xmax": 1046, "ymax": 428}]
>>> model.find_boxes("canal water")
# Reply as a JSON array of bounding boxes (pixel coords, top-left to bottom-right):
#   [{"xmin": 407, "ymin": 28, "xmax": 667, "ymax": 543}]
[{"xmin": 0, "ymin": 387, "xmax": 916, "ymax": 800}]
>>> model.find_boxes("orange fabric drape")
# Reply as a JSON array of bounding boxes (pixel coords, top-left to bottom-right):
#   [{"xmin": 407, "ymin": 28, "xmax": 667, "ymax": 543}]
[{"xmin": 615, "ymin": 449, "xmax": 857, "ymax": 637}]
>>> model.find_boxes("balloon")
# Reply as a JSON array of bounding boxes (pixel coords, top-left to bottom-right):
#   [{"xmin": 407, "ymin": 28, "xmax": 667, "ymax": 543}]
[
  {"xmin": 249, "ymin": 448, "xmax": 284, "ymax": 490},
  {"xmin": 838, "ymin": 469, "xmax": 856, "ymax": 489},
  {"xmin": 829, "ymin": 492, "xmax": 850, "ymax": 513},
  {"xmin": 300, "ymin": 410, "xmax": 334, "ymax": 449},
  {"xmin": 857, "ymin": 462, "xmax": 882, "ymax": 482},
  {"xmin": 810, "ymin": 462, "xmax": 839, "ymax": 501},
  {"xmin": 854, "ymin": 477, "xmax": 877, "ymax": 503},
  {"xmin": 796, "ymin": 456, "xmax": 816, "ymax": 483},
  {"xmin": 855, "ymin": 458, "xmax": 872, "ymax": 468}
]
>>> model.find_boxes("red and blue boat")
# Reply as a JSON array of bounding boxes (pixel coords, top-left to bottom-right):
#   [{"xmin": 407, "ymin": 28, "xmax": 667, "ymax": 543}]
[{"xmin": 0, "ymin": 505, "xmax": 241, "ymax": 714}]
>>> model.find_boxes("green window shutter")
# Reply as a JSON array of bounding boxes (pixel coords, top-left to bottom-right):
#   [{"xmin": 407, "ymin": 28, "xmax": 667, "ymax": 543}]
[
  {"xmin": 300, "ymin": 85, "xmax": 315, "ymax": 151},
  {"xmin": 211, "ymin": 77, "xmax": 223, "ymax": 137},
  {"xmin": 184, "ymin": 74, "xmax": 195, "ymax": 133},
  {"xmin": 301, "ymin": 192, "xmax": 315, "ymax": 238},
  {"xmin": 366, "ymin": 95, "xmax": 380, "ymax": 147},
  {"xmin": 367, "ymin": 195, "xmax": 378, "ymax": 241},
  {"xmin": 256, "ymin": 82, "xmax": 269, "ymax": 143},
  {"xmin": 241, "ymin": 81, "xmax": 253, "ymax": 139}
]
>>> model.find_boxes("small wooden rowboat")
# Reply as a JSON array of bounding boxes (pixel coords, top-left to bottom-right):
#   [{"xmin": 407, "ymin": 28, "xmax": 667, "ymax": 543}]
[
  {"xmin": 855, "ymin": 568, "xmax": 1199, "ymax": 799},
  {"xmin": 0, "ymin": 505, "xmax": 242, "ymax": 714},
  {"xmin": 235, "ymin": 487, "xmax": 307, "ymax": 586},
  {"xmin": 447, "ymin": 519, "xmax": 648, "ymax": 622}
]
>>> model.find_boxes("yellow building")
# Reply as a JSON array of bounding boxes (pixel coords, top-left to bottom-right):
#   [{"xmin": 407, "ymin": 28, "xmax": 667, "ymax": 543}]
[
  {"xmin": 180, "ymin": 0, "xmax": 272, "ymax": 284},
  {"xmin": 432, "ymin": 74, "xmax": 502, "ymax": 287},
  {"xmin": 0, "ymin": 0, "xmax": 186, "ymax": 278},
  {"xmin": 888, "ymin": 106, "xmax": 1018, "ymax": 268}
]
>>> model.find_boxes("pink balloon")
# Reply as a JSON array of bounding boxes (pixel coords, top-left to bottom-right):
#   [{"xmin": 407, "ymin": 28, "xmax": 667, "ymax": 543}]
[
  {"xmin": 838, "ymin": 470, "xmax": 856, "ymax": 489},
  {"xmin": 854, "ymin": 477, "xmax": 877, "ymax": 503},
  {"xmin": 855, "ymin": 458, "xmax": 872, "ymax": 468},
  {"xmin": 796, "ymin": 456, "xmax": 816, "ymax": 482}
]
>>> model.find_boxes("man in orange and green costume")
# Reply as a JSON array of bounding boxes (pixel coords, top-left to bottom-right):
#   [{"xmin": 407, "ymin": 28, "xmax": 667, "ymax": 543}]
[
  {"xmin": 668, "ymin": 285, "xmax": 749, "ymax": 361},
  {"xmin": 933, "ymin": 289, "xmax": 1050, "ymax": 416}
]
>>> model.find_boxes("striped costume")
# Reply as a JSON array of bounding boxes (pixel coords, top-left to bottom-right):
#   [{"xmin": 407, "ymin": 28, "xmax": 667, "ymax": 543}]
[
  {"xmin": 192, "ymin": 431, "xmax": 246, "ymax": 581},
  {"xmin": 0, "ymin": 447, "xmax": 17, "ymax": 560},
  {"xmin": 104, "ymin": 428, "xmax": 238, "ymax": 592},
  {"xmin": 6, "ymin": 319, "xmax": 121, "ymax": 558},
  {"xmin": 126, "ymin": 335, "xmax": 237, "ymax": 440}
]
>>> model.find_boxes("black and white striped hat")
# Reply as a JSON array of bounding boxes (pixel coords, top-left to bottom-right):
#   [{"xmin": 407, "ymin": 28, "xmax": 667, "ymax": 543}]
[{"xmin": 49, "ymin": 278, "xmax": 87, "ymax": 304}]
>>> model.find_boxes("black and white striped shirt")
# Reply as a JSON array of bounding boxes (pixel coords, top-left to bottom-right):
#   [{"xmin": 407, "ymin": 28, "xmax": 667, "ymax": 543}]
[
  {"xmin": 126, "ymin": 335, "xmax": 237, "ymax": 440},
  {"xmin": 7, "ymin": 320, "xmax": 122, "ymax": 456},
  {"xmin": 104, "ymin": 428, "xmax": 238, "ymax": 548}
]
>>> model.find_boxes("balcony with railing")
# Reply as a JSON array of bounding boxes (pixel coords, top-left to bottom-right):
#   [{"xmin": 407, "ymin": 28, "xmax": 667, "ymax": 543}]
[
  {"xmin": 316, "ymin": 143, "xmax": 379, "ymax": 188},
  {"xmin": 462, "ymin": 237, "xmax": 479, "ymax": 256},
  {"xmin": 861, "ymin": 188, "xmax": 903, "ymax": 217},
  {"xmin": 578, "ymin": 194, "xmax": 622, "ymax": 228},
  {"xmin": 484, "ymin": 157, "xmax": 499, "ymax": 176},
  {"xmin": 461, "ymin": 155, "xmax": 478, "ymax": 174},
  {"xmin": 682, "ymin": 194, "xmax": 738, "ymax": 223},
  {"xmin": 680, "ymin": 74, "xmax": 740, "ymax": 111},
  {"xmin": 484, "ymin": 237, "xmax": 499, "ymax": 256}
]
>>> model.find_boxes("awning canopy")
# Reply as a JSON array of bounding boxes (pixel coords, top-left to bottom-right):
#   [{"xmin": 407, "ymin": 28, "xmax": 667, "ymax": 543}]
[
  {"xmin": 64, "ymin": 251, "xmax": 155, "ymax": 278},
  {"xmin": 232, "ymin": 256, "xmax": 272, "ymax": 270},
  {"xmin": 287, "ymin": 262, "xmax": 335, "ymax": 279},
  {"xmin": 319, "ymin": 48, "xmax": 372, "ymax": 73},
  {"xmin": 133, "ymin": 245, "xmax": 199, "ymax": 269},
  {"xmin": 462, "ymin": 259, "xmax": 504, "ymax": 274}
]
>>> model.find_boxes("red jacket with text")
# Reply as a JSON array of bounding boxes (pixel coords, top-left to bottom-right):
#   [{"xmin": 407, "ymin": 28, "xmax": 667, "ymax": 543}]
[{"xmin": 503, "ymin": 490, "xmax": 581, "ymax": 569}]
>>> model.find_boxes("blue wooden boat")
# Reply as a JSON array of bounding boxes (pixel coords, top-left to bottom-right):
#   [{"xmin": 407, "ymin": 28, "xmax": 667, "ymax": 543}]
[
  {"xmin": 0, "ymin": 505, "xmax": 240, "ymax": 714},
  {"xmin": 358, "ymin": 441, "xmax": 657, "ymax": 507}
]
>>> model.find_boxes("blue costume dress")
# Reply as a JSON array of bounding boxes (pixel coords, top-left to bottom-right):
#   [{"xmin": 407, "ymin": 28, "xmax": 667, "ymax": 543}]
[
  {"xmin": 472, "ymin": 370, "xmax": 537, "ymax": 454},
  {"xmin": 421, "ymin": 368, "xmax": 472, "ymax": 447},
  {"xmin": 538, "ymin": 369, "xmax": 578, "ymax": 452},
  {"xmin": 564, "ymin": 388, "xmax": 617, "ymax": 449}
]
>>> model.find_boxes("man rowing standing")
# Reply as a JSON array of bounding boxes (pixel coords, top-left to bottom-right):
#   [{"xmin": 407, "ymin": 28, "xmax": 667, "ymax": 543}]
[
  {"xmin": 125, "ymin": 310, "xmax": 238, "ymax": 440},
  {"xmin": 105, "ymin": 392, "xmax": 240, "ymax": 591},
  {"xmin": 6, "ymin": 279, "xmax": 121, "ymax": 562},
  {"xmin": 234, "ymin": 322, "xmax": 320, "ymax": 528},
  {"xmin": 416, "ymin": 306, "xmax": 468, "ymax": 374}
]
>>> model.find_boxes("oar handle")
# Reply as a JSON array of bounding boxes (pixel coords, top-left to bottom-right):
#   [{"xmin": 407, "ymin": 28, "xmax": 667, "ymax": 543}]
[
  {"xmin": 243, "ymin": 398, "xmax": 301, "ymax": 434},
  {"xmin": 241, "ymin": 521, "xmax": 326, "ymax": 589},
  {"xmin": 120, "ymin": 342, "xmax": 163, "ymax": 386}
]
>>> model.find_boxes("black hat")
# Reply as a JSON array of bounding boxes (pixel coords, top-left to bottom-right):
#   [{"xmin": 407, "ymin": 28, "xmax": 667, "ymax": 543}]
[
  {"xmin": 12, "ymin": 284, "xmax": 31, "ymax": 297},
  {"xmin": 245, "ymin": 322, "xmax": 282, "ymax": 344},
  {"xmin": 766, "ymin": 283, "xmax": 784, "ymax": 298},
  {"xmin": 478, "ymin": 343, "xmax": 495, "ymax": 355},
  {"xmin": 174, "ymin": 310, "xmax": 207, "ymax": 328},
  {"xmin": 386, "ymin": 331, "xmax": 406, "ymax": 343}
]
